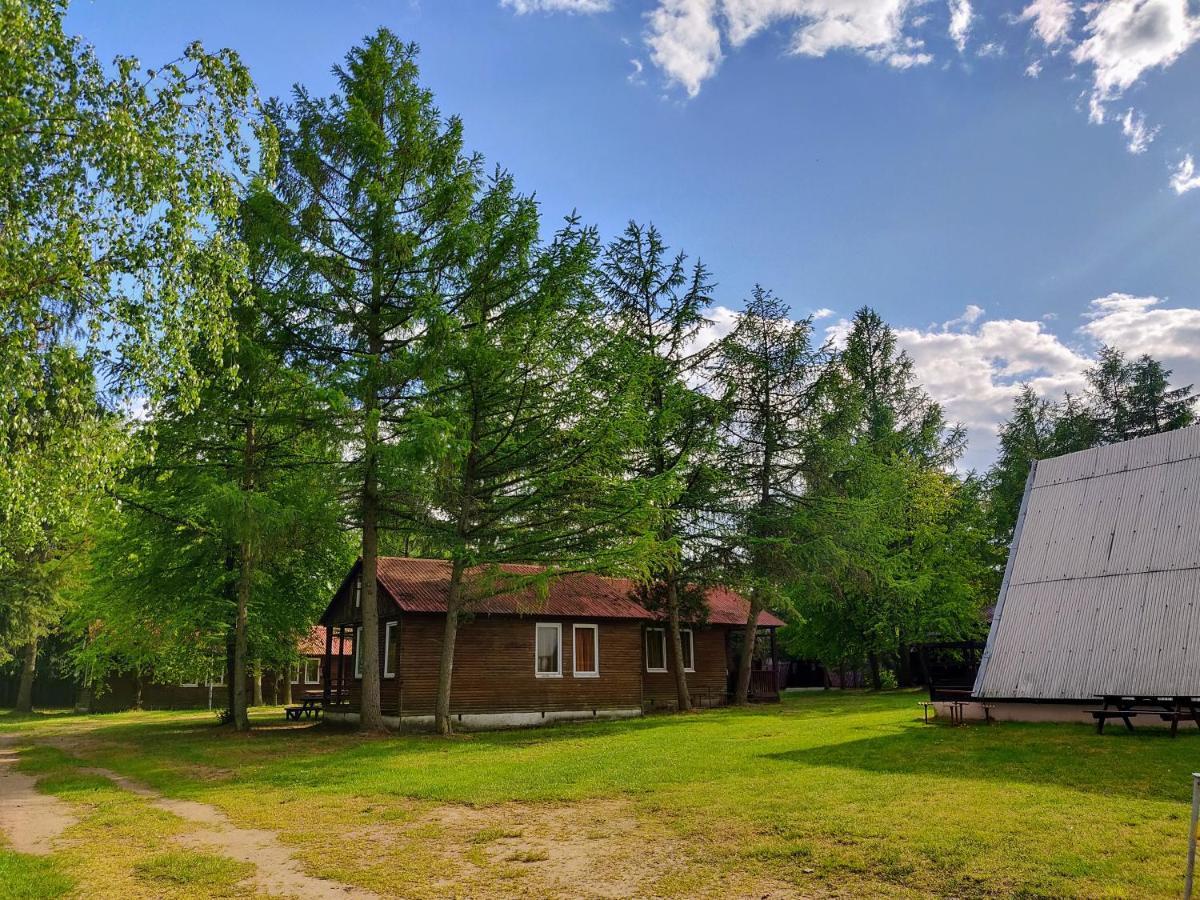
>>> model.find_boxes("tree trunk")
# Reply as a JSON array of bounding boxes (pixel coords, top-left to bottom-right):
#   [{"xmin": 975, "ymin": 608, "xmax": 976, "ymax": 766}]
[
  {"xmin": 135, "ymin": 673, "xmax": 144, "ymax": 711},
  {"xmin": 231, "ymin": 418, "xmax": 256, "ymax": 731},
  {"xmin": 896, "ymin": 638, "xmax": 912, "ymax": 688},
  {"xmin": 232, "ymin": 544, "xmax": 252, "ymax": 731},
  {"xmin": 282, "ymin": 675, "xmax": 292, "ymax": 706},
  {"xmin": 74, "ymin": 673, "xmax": 92, "ymax": 715},
  {"xmin": 15, "ymin": 639, "xmax": 38, "ymax": 713},
  {"xmin": 867, "ymin": 652, "xmax": 882, "ymax": 691},
  {"xmin": 359, "ymin": 494, "xmax": 385, "ymax": 732},
  {"xmin": 734, "ymin": 594, "xmax": 763, "ymax": 705},
  {"xmin": 666, "ymin": 578, "xmax": 692, "ymax": 712},
  {"xmin": 252, "ymin": 665, "xmax": 263, "ymax": 707},
  {"xmin": 435, "ymin": 559, "xmax": 466, "ymax": 736}
]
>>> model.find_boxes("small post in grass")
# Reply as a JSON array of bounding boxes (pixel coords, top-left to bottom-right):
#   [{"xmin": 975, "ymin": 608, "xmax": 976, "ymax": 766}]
[{"xmin": 1186, "ymin": 772, "xmax": 1200, "ymax": 898}]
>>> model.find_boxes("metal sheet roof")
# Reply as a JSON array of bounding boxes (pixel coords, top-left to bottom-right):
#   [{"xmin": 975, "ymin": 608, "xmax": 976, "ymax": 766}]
[
  {"xmin": 368, "ymin": 557, "xmax": 785, "ymax": 627},
  {"xmin": 974, "ymin": 425, "xmax": 1200, "ymax": 699}
]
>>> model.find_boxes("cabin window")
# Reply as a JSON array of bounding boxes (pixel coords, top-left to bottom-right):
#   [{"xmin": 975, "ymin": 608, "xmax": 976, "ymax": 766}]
[
  {"xmin": 645, "ymin": 628, "xmax": 667, "ymax": 673},
  {"xmin": 354, "ymin": 625, "xmax": 363, "ymax": 679},
  {"xmin": 573, "ymin": 624, "xmax": 599, "ymax": 677},
  {"xmin": 354, "ymin": 577, "xmax": 362, "ymax": 609},
  {"xmin": 384, "ymin": 621, "xmax": 399, "ymax": 678},
  {"xmin": 179, "ymin": 679, "xmax": 199, "ymax": 688},
  {"xmin": 208, "ymin": 666, "xmax": 225, "ymax": 687},
  {"xmin": 535, "ymin": 623, "xmax": 562, "ymax": 677},
  {"xmin": 302, "ymin": 658, "xmax": 321, "ymax": 685},
  {"xmin": 681, "ymin": 628, "xmax": 695, "ymax": 672},
  {"xmin": 290, "ymin": 664, "xmax": 301, "ymax": 685}
]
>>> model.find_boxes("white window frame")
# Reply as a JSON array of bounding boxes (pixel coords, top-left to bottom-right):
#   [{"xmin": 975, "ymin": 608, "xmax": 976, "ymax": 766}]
[
  {"xmin": 179, "ymin": 679, "xmax": 199, "ymax": 688},
  {"xmin": 290, "ymin": 663, "xmax": 301, "ymax": 685},
  {"xmin": 354, "ymin": 577, "xmax": 362, "ymax": 609},
  {"xmin": 572, "ymin": 624, "xmax": 599, "ymax": 678},
  {"xmin": 681, "ymin": 628, "xmax": 695, "ymax": 673},
  {"xmin": 645, "ymin": 627, "xmax": 667, "ymax": 673},
  {"xmin": 354, "ymin": 625, "xmax": 363, "ymax": 679},
  {"xmin": 535, "ymin": 622, "xmax": 562, "ymax": 678},
  {"xmin": 302, "ymin": 658, "xmax": 321, "ymax": 685},
  {"xmin": 383, "ymin": 621, "xmax": 399, "ymax": 678},
  {"xmin": 207, "ymin": 666, "xmax": 225, "ymax": 687}
]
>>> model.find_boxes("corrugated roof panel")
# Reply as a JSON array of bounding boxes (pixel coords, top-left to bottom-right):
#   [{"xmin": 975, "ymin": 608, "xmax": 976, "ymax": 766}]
[{"xmin": 976, "ymin": 424, "xmax": 1200, "ymax": 700}]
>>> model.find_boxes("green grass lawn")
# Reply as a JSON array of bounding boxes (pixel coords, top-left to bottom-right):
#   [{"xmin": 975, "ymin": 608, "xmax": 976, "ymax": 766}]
[{"xmin": 2, "ymin": 691, "xmax": 1197, "ymax": 898}]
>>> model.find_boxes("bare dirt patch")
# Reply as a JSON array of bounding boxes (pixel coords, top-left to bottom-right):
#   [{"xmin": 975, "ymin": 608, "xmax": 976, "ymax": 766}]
[
  {"xmin": 0, "ymin": 734, "xmax": 77, "ymax": 855},
  {"xmin": 420, "ymin": 798, "xmax": 800, "ymax": 899},
  {"xmin": 79, "ymin": 765, "xmax": 378, "ymax": 899}
]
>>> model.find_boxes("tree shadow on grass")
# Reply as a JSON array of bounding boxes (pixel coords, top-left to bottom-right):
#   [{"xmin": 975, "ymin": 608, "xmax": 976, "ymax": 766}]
[{"xmin": 763, "ymin": 720, "xmax": 1199, "ymax": 803}]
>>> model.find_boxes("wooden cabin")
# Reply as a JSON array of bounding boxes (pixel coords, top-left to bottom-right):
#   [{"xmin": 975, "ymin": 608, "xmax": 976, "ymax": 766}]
[
  {"xmin": 318, "ymin": 557, "xmax": 785, "ymax": 730},
  {"xmin": 90, "ymin": 626, "xmax": 347, "ymax": 712}
]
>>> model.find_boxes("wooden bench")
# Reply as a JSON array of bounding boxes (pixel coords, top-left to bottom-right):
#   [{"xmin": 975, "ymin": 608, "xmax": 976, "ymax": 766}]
[{"xmin": 1157, "ymin": 709, "xmax": 1200, "ymax": 738}]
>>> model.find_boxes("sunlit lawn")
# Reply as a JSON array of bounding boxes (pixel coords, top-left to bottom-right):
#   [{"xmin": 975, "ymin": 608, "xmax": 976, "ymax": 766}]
[{"xmin": 2, "ymin": 690, "xmax": 1196, "ymax": 897}]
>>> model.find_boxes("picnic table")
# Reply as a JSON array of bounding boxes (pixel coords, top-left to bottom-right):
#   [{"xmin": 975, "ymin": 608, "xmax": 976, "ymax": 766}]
[
  {"xmin": 284, "ymin": 697, "xmax": 323, "ymax": 722},
  {"xmin": 1088, "ymin": 695, "xmax": 1200, "ymax": 737}
]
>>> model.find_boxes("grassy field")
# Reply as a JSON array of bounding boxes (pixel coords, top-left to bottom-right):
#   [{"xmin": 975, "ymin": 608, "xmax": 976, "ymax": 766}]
[{"xmin": 1, "ymin": 691, "xmax": 1197, "ymax": 898}]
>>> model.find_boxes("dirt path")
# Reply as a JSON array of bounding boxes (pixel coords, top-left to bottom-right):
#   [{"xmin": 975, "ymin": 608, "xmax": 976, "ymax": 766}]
[
  {"xmin": 0, "ymin": 734, "xmax": 77, "ymax": 855},
  {"xmin": 76, "ymin": 765, "xmax": 378, "ymax": 899}
]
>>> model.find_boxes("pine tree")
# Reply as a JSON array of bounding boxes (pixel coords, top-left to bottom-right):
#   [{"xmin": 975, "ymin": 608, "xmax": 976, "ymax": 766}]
[
  {"xmin": 270, "ymin": 32, "xmax": 479, "ymax": 731},
  {"xmin": 1126, "ymin": 354, "xmax": 1195, "ymax": 438},
  {"xmin": 710, "ymin": 286, "xmax": 828, "ymax": 704},
  {"xmin": 987, "ymin": 386, "xmax": 1055, "ymax": 545},
  {"xmin": 599, "ymin": 222, "xmax": 726, "ymax": 712},
  {"xmin": 413, "ymin": 179, "xmax": 652, "ymax": 735}
]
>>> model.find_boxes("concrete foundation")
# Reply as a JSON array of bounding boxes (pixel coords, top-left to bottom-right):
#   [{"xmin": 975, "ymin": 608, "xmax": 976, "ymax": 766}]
[{"xmin": 324, "ymin": 706, "xmax": 643, "ymax": 731}]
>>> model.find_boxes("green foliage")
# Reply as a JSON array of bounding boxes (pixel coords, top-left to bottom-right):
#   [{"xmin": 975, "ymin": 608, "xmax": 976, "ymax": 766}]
[{"xmin": 784, "ymin": 308, "xmax": 993, "ymax": 682}]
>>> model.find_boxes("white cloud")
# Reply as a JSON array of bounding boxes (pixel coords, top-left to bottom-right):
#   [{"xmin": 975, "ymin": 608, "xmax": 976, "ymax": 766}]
[
  {"xmin": 949, "ymin": 0, "xmax": 973, "ymax": 53},
  {"xmin": 1119, "ymin": 108, "xmax": 1159, "ymax": 154},
  {"xmin": 1082, "ymin": 293, "xmax": 1200, "ymax": 386},
  {"xmin": 646, "ymin": 0, "xmax": 724, "ymax": 97},
  {"xmin": 811, "ymin": 307, "xmax": 835, "ymax": 319},
  {"xmin": 1018, "ymin": 0, "xmax": 1074, "ymax": 47},
  {"xmin": 1170, "ymin": 154, "xmax": 1200, "ymax": 194},
  {"xmin": 501, "ymin": 0, "xmax": 611, "ymax": 11},
  {"xmin": 1024, "ymin": 58, "xmax": 1043, "ymax": 77},
  {"xmin": 646, "ymin": 0, "xmax": 932, "ymax": 95},
  {"xmin": 628, "ymin": 57, "xmax": 647, "ymax": 84},
  {"xmin": 823, "ymin": 297, "xmax": 1200, "ymax": 469},
  {"xmin": 1073, "ymin": 0, "xmax": 1200, "ymax": 119}
]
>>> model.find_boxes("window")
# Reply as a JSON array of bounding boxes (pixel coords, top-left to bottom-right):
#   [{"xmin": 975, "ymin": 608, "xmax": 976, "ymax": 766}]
[
  {"xmin": 535, "ymin": 623, "xmax": 562, "ymax": 677},
  {"xmin": 290, "ymin": 664, "xmax": 301, "ymax": 685},
  {"xmin": 302, "ymin": 658, "xmax": 321, "ymax": 685},
  {"xmin": 179, "ymin": 679, "xmax": 199, "ymax": 688},
  {"xmin": 645, "ymin": 628, "xmax": 667, "ymax": 673},
  {"xmin": 354, "ymin": 577, "xmax": 362, "ymax": 609},
  {"xmin": 208, "ymin": 666, "xmax": 226, "ymax": 687},
  {"xmin": 384, "ymin": 621, "xmax": 399, "ymax": 678},
  {"xmin": 573, "ymin": 624, "xmax": 599, "ymax": 677},
  {"xmin": 354, "ymin": 625, "xmax": 363, "ymax": 679},
  {"xmin": 681, "ymin": 628, "xmax": 695, "ymax": 673}
]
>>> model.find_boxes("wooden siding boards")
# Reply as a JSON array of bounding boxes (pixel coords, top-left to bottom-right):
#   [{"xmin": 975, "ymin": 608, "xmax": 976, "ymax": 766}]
[{"xmin": 975, "ymin": 424, "xmax": 1200, "ymax": 700}]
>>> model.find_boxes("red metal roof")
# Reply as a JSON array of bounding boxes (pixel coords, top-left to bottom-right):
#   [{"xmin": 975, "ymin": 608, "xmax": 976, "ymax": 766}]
[
  {"xmin": 298, "ymin": 625, "xmax": 352, "ymax": 657},
  {"xmin": 371, "ymin": 557, "xmax": 785, "ymax": 628}
]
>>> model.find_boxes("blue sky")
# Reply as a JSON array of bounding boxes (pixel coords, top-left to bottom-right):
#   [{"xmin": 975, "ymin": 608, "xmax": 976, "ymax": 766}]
[{"xmin": 67, "ymin": 0, "xmax": 1200, "ymax": 469}]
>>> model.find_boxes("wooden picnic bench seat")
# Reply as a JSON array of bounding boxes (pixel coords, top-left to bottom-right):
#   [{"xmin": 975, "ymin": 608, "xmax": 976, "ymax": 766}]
[
  {"xmin": 284, "ymin": 698, "xmax": 323, "ymax": 722},
  {"xmin": 1086, "ymin": 707, "xmax": 1141, "ymax": 733}
]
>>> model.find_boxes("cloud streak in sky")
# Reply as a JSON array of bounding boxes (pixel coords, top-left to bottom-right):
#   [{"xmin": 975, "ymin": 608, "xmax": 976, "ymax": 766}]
[{"xmin": 501, "ymin": 0, "xmax": 1200, "ymax": 187}]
